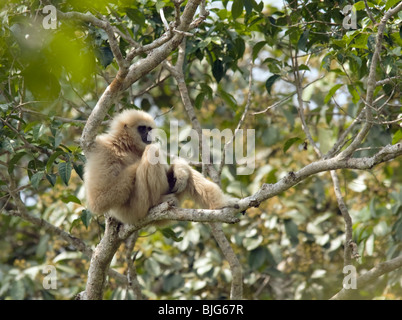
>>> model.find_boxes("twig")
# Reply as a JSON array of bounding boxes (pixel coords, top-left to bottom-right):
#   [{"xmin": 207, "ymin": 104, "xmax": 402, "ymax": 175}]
[
  {"xmin": 252, "ymin": 92, "xmax": 295, "ymax": 115},
  {"xmin": 330, "ymin": 171, "xmax": 355, "ymax": 266},
  {"xmin": 159, "ymin": 8, "xmax": 170, "ymax": 31},
  {"xmin": 102, "ymin": 19, "xmax": 128, "ymax": 70},
  {"xmin": 218, "ymin": 60, "xmax": 253, "ymax": 175},
  {"xmin": 209, "ymin": 222, "xmax": 243, "ymax": 299},
  {"xmin": 376, "ymin": 76, "xmax": 400, "ymax": 86},
  {"xmin": 125, "ymin": 232, "xmax": 143, "ymax": 300},
  {"xmin": 363, "ymin": 0, "xmax": 376, "ymax": 25},
  {"xmin": 289, "ymin": 36, "xmax": 321, "ymax": 157}
]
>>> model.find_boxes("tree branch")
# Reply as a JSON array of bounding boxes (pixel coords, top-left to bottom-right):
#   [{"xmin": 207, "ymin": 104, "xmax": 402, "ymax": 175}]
[
  {"xmin": 163, "ymin": 36, "xmax": 243, "ymax": 299},
  {"xmin": 330, "ymin": 255, "xmax": 402, "ymax": 300},
  {"xmin": 79, "ymin": 0, "xmax": 203, "ymax": 153},
  {"xmin": 236, "ymin": 143, "xmax": 402, "ymax": 212},
  {"xmin": 330, "ymin": 171, "xmax": 358, "ymax": 266},
  {"xmin": 84, "ymin": 216, "xmax": 123, "ymax": 300}
]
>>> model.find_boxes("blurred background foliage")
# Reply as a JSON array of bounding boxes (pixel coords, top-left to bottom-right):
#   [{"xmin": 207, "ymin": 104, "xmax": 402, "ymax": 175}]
[{"xmin": 0, "ymin": 0, "xmax": 401, "ymax": 300}]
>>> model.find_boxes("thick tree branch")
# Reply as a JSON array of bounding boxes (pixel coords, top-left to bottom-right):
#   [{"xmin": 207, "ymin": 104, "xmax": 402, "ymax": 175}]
[
  {"xmin": 209, "ymin": 222, "xmax": 243, "ymax": 299},
  {"xmin": 236, "ymin": 143, "xmax": 402, "ymax": 212},
  {"xmin": 330, "ymin": 255, "xmax": 402, "ymax": 300},
  {"xmin": 5, "ymin": 179, "xmax": 128, "ymax": 287},
  {"xmin": 84, "ymin": 217, "xmax": 123, "ymax": 300}
]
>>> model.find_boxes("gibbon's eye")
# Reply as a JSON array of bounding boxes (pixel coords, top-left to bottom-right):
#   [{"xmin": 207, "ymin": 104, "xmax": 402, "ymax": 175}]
[{"xmin": 137, "ymin": 125, "xmax": 153, "ymax": 144}]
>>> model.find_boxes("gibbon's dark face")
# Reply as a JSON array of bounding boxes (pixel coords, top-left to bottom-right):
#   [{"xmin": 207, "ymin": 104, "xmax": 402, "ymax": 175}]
[{"xmin": 137, "ymin": 125, "xmax": 153, "ymax": 144}]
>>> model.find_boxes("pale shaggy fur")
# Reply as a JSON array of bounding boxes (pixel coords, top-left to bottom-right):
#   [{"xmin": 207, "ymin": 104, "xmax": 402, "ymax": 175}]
[{"xmin": 84, "ymin": 109, "xmax": 234, "ymax": 225}]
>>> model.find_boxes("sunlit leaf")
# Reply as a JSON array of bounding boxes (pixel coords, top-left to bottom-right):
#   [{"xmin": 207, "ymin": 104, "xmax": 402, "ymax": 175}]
[
  {"xmin": 324, "ymin": 84, "xmax": 343, "ymax": 104},
  {"xmin": 392, "ymin": 129, "xmax": 402, "ymax": 145},
  {"xmin": 283, "ymin": 137, "xmax": 302, "ymax": 153}
]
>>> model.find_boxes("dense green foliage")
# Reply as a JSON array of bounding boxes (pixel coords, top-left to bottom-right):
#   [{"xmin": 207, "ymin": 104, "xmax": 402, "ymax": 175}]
[{"xmin": 0, "ymin": 0, "xmax": 401, "ymax": 299}]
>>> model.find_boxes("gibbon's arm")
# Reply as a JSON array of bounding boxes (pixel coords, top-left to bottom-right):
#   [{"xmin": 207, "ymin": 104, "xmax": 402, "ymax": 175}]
[
  {"xmin": 84, "ymin": 142, "xmax": 139, "ymax": 215},
  {"xmin": 85, "ymin": 161, "xmax": 140, "ymax": 215}
]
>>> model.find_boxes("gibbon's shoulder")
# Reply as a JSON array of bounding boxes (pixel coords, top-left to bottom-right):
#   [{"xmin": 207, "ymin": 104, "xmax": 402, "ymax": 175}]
[{"xmin": 86, "ymin": 135, "xmax": 114, "ymax": 158}]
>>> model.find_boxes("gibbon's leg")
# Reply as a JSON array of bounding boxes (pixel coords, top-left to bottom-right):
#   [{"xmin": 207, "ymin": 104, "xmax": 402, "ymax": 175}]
[
  {"xmin": 169, "ymin": 159, "xmax": 237, "ymax": 210},
  {"xmin": 167, "ymin": 159, "xmax": 190, "ymax": 194},
  {"xmin": 128, "ymin": 144, "xmax": 170, "ymax": 221}
]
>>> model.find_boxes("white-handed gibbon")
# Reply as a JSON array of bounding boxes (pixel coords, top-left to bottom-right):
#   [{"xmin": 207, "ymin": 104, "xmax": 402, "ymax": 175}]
[{"xmin": 83, "ymin": 109, "xmax": 236, "ymax": 225}]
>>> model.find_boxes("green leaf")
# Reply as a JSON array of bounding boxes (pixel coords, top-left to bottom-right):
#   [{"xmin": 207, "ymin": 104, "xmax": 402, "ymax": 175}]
[
  {"xmin": 212, "ymin": 59, "xmax": 224, "ymax": 83},
  {"xmin": 234, "ymin": 37, "xmax": 246, "ymax": 58},
  {"xmin": 161, "ymin": 227, "xmax": 183, "ymax": 242},
  {"xmin": 252, "ymin": 41, "xmax": 267, "ymax": 61},
  {"xmin": 392, "ymin": 129, "xmax": 402, "ymax": 145},
  {"xmin": 58, "ymin": 161, "xmax": 72, "ymax": 186},
  {"xmin": 243, "ymin": 235, "xmax": 263, "ymax": 251},
  {"xmin": 95, "ymin": 46, "xmax": 114, "ymax": 68},
  {"xmin": 218, "ymin": 88, "xmax": 237, "ymax": 110},
  {"xmin": 10, "ymin": 280, "xmax": 25, "ymax": 300},
  {"xmin": 144, "ymin": 257, "xmax": 161, "ymax": 277},
  {"xmin": 46, "ymin": 150, "xmax": 64, "ymax": 172},
  {"xmin": 30, "ymin": 171, "xmax": 45, "ymax": 189},
  {"xmin": 195, "ymin": 92, "xmax": 205, "ymax": 110},
  {"xmin": 8, "ymin": 152, "xmax": 26, "ymax": 174},
  {"xmin": 231, "ymin": 0, "xmax": 244, "ymax": 20},
  {"xmin": 46, "ymin": 173, "xmax": 57, "ymax": 187},
  {"xmin": 385, "ymin": 0, "xmax": 399, "ymax": 10},
  {"xmin": 36, "ymin": 234, "xmax": 50, "ymax": 258},
  {"xmin": 367, "ymin": 34, "xmax": 376, "ymax": 51},
  {"xmin": 284, "ymin": 219, "xmax": 299, "ymax": 246},
  {"xmin": 163, "ymin": 274, "xmax": 184, "ymax": 292},
  {"xmin": 297, "ymin": 29, "xmax": 310, "ymax": 51},
  {"xmin": 393, "ymin": 217, "xmax": 402, "ymax": 241},
  {"xmin": 61, "ymin": 194, "xmax": 82, "ymax": 205},
  {"xmin": 80, "ymin": 209, "xmax": 92, "ymax": 229},
  {"xmin": 248, "ymin": 247, "xmax": 267, "ymax": 270},
  {"xmin": 353, "ymin": 1, "xmax": 366, "ymax": 11},
  {"xmin": 73, "ymin": 163, "xmax": 84, "ymax": 180},
  {"xmin": 321, "ymin": 54, "xmax": 332, "ymax": 71},
  {"xmin": 2, "ymin": 139, "xmax": 16, "ymax": 153},
  {"xmin": 298, "ymin": 64, "xmax": 310, "ymax": 71},
  {"xmin": 283, "ymin": 137, "xmax": 302, "ymax": 153},
  {"xmin": 265, "ymin": 74, "xmax": 280, "ymax": 95},
  {"xmin": 347, "ymin": 85, "xmax": 360, "ymax": 104},
  {"xmin": 125, "ymin": 8, "xmax": 145, "ymax": 28},
  {"xmin": 69, "ymin": 218, "xmax": 82, "ymax": 233},
  {"xmin": 324, "ymin": 84, "xmax": 343, "ymax": 104}
]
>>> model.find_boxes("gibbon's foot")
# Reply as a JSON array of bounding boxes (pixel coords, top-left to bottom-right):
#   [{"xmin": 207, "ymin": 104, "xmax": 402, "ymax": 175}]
[
  {"xmin": 166, "ymin": 166, "xmax": 177, "ymax": 193},
  {"xmin": 167, "ymin": 161, "xmax": 190, "ymax": 194},
  {"xmin": 219, "ymin": 196, "xmax": 240, "ymax": 209},
  {"xmin": 160, "ymin": 193, "xmax": 179, "ymax": 207}
]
